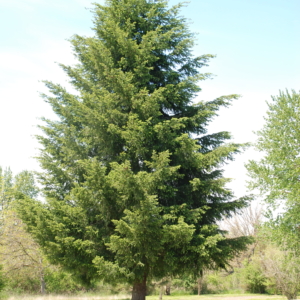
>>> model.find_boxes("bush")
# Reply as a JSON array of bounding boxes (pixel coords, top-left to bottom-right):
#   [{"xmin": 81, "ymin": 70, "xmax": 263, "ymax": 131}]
[
  {"xmin": 4, "ymin": 272, "xmax": 39, "ymax": 294},
  {"xmin": 0, "ymin": 266, "xmax": 5, "ymax": 297},
  {"xmin": 44, "ymin": 268, "xmax": 84, "ymax": 294},
  {"xmin": 243, "ymin": 262, "xmax": 266, "ymax": 293}
]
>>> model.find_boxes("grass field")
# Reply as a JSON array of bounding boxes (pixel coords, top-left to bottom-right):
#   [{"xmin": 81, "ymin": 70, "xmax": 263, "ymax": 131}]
[
  {"xmin": 147, "ymin": 295, "xmax": 286, "ymax": 300},
  {"xmin": 5, "ymin": 294, "xmax": 287, "ymax": 300}
]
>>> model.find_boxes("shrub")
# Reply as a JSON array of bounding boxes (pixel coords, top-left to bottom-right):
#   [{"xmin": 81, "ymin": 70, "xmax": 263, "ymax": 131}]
[{"xmin": 243, "ymin": 262, "xmax": 266, "ymax": 293}]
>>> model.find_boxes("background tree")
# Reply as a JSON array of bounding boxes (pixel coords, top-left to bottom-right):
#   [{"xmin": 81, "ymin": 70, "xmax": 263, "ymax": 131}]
[
  {"xmin": 0, "ymin": 208, "xmax": 85, "ymax": 295},
  {"xmin": 17, "ymin": 1, "xmax": 251, "ymax": 299},
  {"xmin": 215, "ymin": 206, "xmax": 265, "ymax": 294},
  {"xmin": 0, "ymin": 168, "xmax": 44, "ymax": 293},
  {"xmin": 0, "ymin": 168, "xmax": 39, "ymax": 213},
  {"xmin": 247, "ymin": 90, "xmax": 300, "ymax": 248},
  {"xmin": 0, "ymin": 210, "xmax": 47, "ymax": 294},
  {"xmin": 14, "ymin": 171, "xmax": 39, "ymax": 200},
  {"xmin": 247, "ymin": 90, "xmax": 300, "ymax": 299},
  {"xmin": 0, "ymin": 168, "xmax": 82, "ymax": 294},
  {"xmin": 259, "ymin": 230, "xmax": 300, "ymax": 300},
  {"xmin": 222, "ymin": 205, "xmax": 263, "ymax": 271},
  {"xmin": 0, "ymin": 167, "xmax": 14, "ymax": 214},
  {"xmin": 223, "ymin": 204, "xmax": 263, "ymax": 238}
]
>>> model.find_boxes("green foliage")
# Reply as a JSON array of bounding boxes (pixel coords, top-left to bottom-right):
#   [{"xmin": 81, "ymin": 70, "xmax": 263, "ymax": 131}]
[
  {"xmin": 0, "ymin": 209, "xmax": 44, "ymax": 293},
  {"xmin": 0, "ymin": 167, "xmax": 39, "ymax": 213},
  {"xmin": 4, "ymin": 267, "xmax": 86, "ymax": 295},
  {"xmin": 0, "ymin": 266, "xmax": 5, "ymax": 293},
  {"xmin": 200, "ymin": 271, "xmax": 243, "ymax": 295},
  {"xmin": 247, "ymin": 90, "xmax": 300, "ymax": 249},
  {"xmin": 246, "ymin": 88, "xmax": 300, "ymax": 298},
  {"xmin": 0, "ymin": 168, "xmax": 43, "ymax": 294},
  {"xmin": 43, "ymin": 268, "xmax": 85, "ymax": 294},
  {"xmin": 5, "ymin": 276, "xmax": 40, "ymax": 294},
  {"xmin": 0, "ymin": 167, "xmax": 14, "ymax": 212},
  {"xmin": 258, "ymin": 237, "xmax": 300, "ymax": 300},
  {"xmin": 205, "ymin": 273, "xmax": 223, "ymax": 293},
  {"xmin": 1, "ymin": 168, "xmax": 118, "ymax": 295},
  {"xmin": 242, "ymin": 261, "xmax": 266, "ymax": 293},
  {"xmin": 16, "ymin": 0, "xmax": 251, "ymax": 298},
  {"xmin": 170, "ymin": 274, "xmax": 204, "ymax": 294},
  {"xmin": 14, "ymin": 171, "xmax": 39, "ymax": 199}
]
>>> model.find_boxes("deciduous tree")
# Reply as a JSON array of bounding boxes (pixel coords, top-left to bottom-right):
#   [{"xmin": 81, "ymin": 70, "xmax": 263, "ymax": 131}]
[
  {"xmin": 0, "ymin": 167, "xmax": 14, "ymax": 213},
  {"xmin": 0, "ymin": 210, "xmax": 47, "ymax": 294},
  {"xmin": 247, "ymin": 90, "xmax": 300, "ymax": 249},
  {"xmin": 247, "ymin": 90, "xmax": 300, "ymax": 299},
  {"xmin": 0, "ymin": 168, "xmax": 44, "ymax": 293},
  {"xmin": 260, "ymin": 237, "xmax": 300, "ymax": 299}
]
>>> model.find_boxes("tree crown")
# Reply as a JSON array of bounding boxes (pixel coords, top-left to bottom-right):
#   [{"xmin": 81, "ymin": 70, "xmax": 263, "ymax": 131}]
[{"xmin": 17, "ymin": 0, "xmax": 250, "ymax": 294}]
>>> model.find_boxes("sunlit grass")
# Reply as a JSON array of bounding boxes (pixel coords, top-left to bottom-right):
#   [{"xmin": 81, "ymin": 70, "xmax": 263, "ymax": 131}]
[
  {"xmin": 146, "ymin": 295, "xmax": 286, "ymax": 300},
  {"xmin": 5, "ymin": 294, "xmax": 287, "ymax": 300},
  {"xmin": 6, "ymin": 295, "xmax": 130, "ymax": 300}
]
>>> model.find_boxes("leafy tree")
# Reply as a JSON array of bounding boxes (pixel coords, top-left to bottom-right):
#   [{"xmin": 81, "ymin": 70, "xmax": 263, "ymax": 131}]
[
  {"xmin": 0, "ymin": 209, "xmax": 83, "ymax": 295},
  {"xmin": 258, "ymin": 230, "xmax": 300, "ymax": 300},
  {"xmin": 247, "ymin": 90, "xmax": 300, "ymax": 299},
  {"xmin": 0, "ymin": 168, "xmax": 39, "ymax": 213},
  {"xmin": 247, "ymin": 90, "xmax": 300, "ymax": 249},
  {"xmin": 0, "ymin": 167, "xmax": 14, "ymax": 213},
  {"xmin": 14, "ymin": 171, "xmax": 39, "ymax": 200},
  {"xmin": 17, "ymin": 1, "xmax": 250, "ymax": 299},
  {"xmin": 0, "ymin": 169, "xmax": 43, "ymax": 293},
  {"xmin": 0, "ymin": 210, "xmax": 47, "ymax": 294}
]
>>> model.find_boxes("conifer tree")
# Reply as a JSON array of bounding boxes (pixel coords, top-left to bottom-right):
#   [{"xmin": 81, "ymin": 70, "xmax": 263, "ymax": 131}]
[{"xmin": 17, "ymin": 1, "xmax": 250, "ymax": 299}]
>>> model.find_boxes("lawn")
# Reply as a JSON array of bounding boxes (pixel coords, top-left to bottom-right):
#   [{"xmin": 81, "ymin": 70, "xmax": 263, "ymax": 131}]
[
  {"xmin": 6, "ymin": 294, "xmax": 287, "ymax": 300},
  {"xmin": 147, "ymin": 295, "xmax": 286, "ymax": 300}
]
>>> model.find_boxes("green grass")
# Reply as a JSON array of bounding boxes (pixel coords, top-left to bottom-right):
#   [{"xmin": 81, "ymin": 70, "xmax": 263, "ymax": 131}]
[
  {"xmin": 4, "ymin": 294, "xmax": 288, "ymax": 300},
  {"xmin": 146, "ymin": 295, "xmax": 286, "ymax": 300}
]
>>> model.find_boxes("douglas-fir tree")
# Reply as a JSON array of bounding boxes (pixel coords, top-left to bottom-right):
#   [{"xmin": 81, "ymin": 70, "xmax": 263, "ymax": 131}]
[{"xmin": 18, "ymin": 1, "xmax": 250, "ymax": 299}]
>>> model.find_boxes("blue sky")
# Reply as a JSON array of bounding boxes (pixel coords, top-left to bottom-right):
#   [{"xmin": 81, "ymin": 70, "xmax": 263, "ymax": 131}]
[{"xmin": 0, "ymin": 0, "xmax": 299, "ymax": 197}]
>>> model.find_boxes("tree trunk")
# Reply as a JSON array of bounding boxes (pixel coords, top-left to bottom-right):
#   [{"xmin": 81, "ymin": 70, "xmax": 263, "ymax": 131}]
[
  {"xmin": 132, "ymin": 277, "xmax": 147, "ymax": 300},
  {"xmin": 40, "ymin": 273, "xmax": 46, "ymax": 295},
  {"xmin": 159, "ymin": 285, "xmax": 163, "ymax": 300},
  {"xmin": 197, "ymin": 270, "xmax": 203, "ymax": 295},
  {"xmin": 165, "ymin": 283, "xmax": 171, "ymax": 295}
]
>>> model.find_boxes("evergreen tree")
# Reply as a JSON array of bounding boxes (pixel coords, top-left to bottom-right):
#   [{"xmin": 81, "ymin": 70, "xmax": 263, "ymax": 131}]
[{"xmin": 17, "ymin": 1, "xmax": 250, "ymax": 299}]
